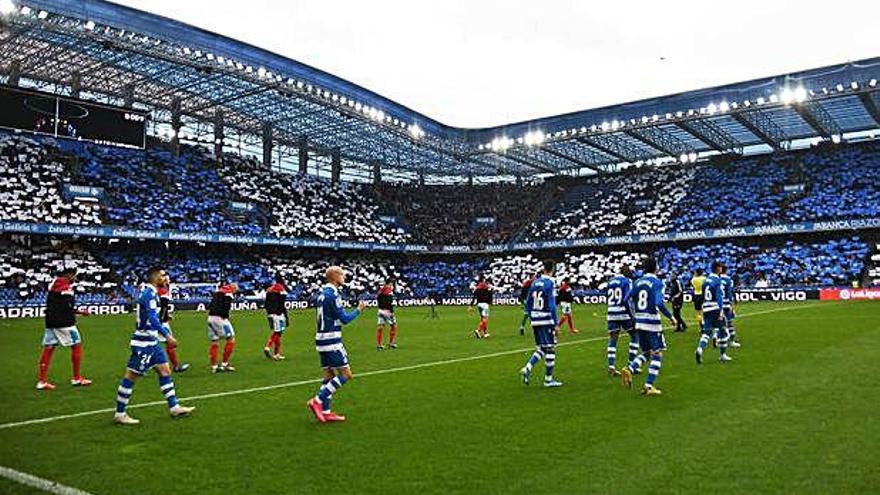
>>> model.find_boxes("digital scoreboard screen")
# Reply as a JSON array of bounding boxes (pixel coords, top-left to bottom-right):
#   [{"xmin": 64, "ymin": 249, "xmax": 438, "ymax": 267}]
[{"xmin": 0, "ymin": 85, "xmax": 146, "ymax": 149}]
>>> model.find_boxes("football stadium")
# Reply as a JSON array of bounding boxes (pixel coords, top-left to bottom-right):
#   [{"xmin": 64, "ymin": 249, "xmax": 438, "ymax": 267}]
[{"xmin": 0, "ymin": 0, "xmax": 879, "ymax": 493}]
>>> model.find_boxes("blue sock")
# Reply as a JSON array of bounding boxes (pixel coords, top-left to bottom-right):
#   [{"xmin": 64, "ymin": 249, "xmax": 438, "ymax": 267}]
[
  {"xmin": 629, "ymin": 354, "xmax": 647, "ymax": 373},
  {"xmin": 317, "ymin": 375, "xmax": 347, "ymax": 412},
  {"xmin": 607, "ymin": 336, "xmax": 618, "ymax": 368},
  {"xmin": 628, "ymin": 341, "xmax": 639, "ymax": 363},
  {"xmin": 646, "ymin": 354, "xmax": 662, "ymax": 387},
  {"xmin": 116, "ymin": 377, "xmax": 134, "ymax": 414},
  {"xmin": 524, "ymin": 348, "xmax": 543, "ymax": 373},
  {"xmin": 544, "ymin": 351, "xmax": 556, "ymax": 380},
  {"xmin": 697, "ymin": 333, "xmax": 710, "ymax": 351},
  {"xmin": 158, "ymin": 375, "xmax": 178, "ymax": 408}
]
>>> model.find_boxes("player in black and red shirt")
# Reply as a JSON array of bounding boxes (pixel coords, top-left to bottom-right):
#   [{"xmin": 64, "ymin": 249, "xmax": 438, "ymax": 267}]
[
  {"xmin": 207, "ymin": 282, "xmax": 238, "ymax": 373},
  {"xmin": 158, "ymin": 274, "xmax": 191, "ymax": 373},
  {"xmin": 469, "ymin": 276, "xmax": 494, "ymax": 339},
  {"xmin": 376, "ymin": 279, "xmax": 398, "ymax": 349},
  {"xmin": 36, "ymin": 267, "xmax": 91, "ymax": 390},
  {"xmin": 556, "ymin": 277, "xmax": 579, "ymax": 335},
  {"xmin": 263, "ymin": 274, "xmax": 289, "ymax": 361},
  {"xmin": 517, "ymin": 271, "xmax": 539, "ymax": 336}
]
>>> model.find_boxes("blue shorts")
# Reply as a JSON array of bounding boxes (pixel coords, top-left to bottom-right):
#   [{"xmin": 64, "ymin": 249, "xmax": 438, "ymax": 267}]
[
  {"xmin": 319, "ymin": 347, "xmax": 349, "ymax": 369},
  {"xmin": 637, "ymin": 331, "xmax": 667, "ymax": 353},
  {"xmin": 126, "ymin": 345, "xmax": 169, "ymax": 376},
  {"xmin": 607, "ymin": 319, "xmax": 634, "ymax": 333},
  {"xmin": 532, "ymin": 324, "xmax": 557, "ymax": 347},
  {"xmin": 702, "ymin": 311, "xmax": 726, "ymax": 334}
]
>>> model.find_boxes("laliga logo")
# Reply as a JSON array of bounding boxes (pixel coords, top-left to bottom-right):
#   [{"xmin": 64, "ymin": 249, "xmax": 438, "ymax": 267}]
[{"xmin": 839, "ymin": 289, "xmax": 851, "ymax": 300}]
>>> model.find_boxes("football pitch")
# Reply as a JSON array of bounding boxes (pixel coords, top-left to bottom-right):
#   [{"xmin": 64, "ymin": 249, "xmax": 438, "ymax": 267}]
[{"xmin": 0, "ymin": 301, "xmax": 877, "ymax": 494}]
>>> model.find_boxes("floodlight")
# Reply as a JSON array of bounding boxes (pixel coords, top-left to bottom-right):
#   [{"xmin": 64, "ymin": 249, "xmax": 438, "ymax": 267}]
[
  {"xmin": 779, "ymin": 87, "xmax": 794, "ymax": 105},
  {"xmin": 523, "ymin": 130, "xmax": 545, "ymax": 146},
  {"xmin": 719, "ymin": 101, "xmax": 730, "ymax": 113},
  {"xmin": 37, "ymin": 9, "xmax": 48, "ymax": 19},
  {"xmin": 793, "ymin": 86, "xmax": 808, "ymax": 103}
]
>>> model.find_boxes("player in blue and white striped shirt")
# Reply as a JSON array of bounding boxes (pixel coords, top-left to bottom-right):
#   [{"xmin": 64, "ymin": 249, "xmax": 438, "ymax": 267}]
[
  {"xmin": 113, "ymin": 267, "xmax": 195, "ymax": 425},
  {"xmin": 605, "ymin": 265, "xmax": 640, "ymax": 376},
  {"xmin": 519, "ymin": 260, "xmax": 563, "ymax": 388},
  {"xmin": 720, "ymin": 265, "xmax": 741, "ymax": 348},
  {"xmin": 620, "ymin": 258, "xmax": 677, "ymax": 396},
  {"xmin": 307, "ymin": 266, "xmax": 366, "ymax": 423},
  {"xmin": 695, "ymin": 262, "xmax": 732, "ymax": 364}
]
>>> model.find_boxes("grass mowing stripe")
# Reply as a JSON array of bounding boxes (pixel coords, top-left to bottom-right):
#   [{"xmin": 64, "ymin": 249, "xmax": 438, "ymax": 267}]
[
  {"xmin": 0, "ymin": 465, "xmax": 96, "ymax": 495},
  {"xmin": 0, "ymin": 302, "xmax": 828, "ymax": 431}
]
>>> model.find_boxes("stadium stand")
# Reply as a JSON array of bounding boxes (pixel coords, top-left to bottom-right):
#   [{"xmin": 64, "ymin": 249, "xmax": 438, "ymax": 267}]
[
  {"xmin": 524, "ymin": 142, "xmax": 880, "ymax": 241},
  {"xmin": 0, "ymin": 235, "xmax": 119, "ymax": 307},
  {"xmin": 75, "ymin": 142, "xmax": 262, "ymax": 234},
  {"xmin": 216, "ymin": 154, "xmax": 410, "ymax": 242},
  {"xmin": 377, "ymin": 183, "xmax": 548, "ymax": 245},
  {"xmin": 657, "ymin": 235, "xmax": 870, "ymax": 287},
  {"xmin": 3, "ymin": 232, "xmax": 870, "ymax": 309},
  {"xmin": 0, "ymin": 133, "xmax": 101, "ymax": 225}
]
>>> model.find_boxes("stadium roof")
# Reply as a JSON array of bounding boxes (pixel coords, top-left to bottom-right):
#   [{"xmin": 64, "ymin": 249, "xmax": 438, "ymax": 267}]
[{"xmin": 2, "ymin": 0, "xmax": 880, "ymax": 179}]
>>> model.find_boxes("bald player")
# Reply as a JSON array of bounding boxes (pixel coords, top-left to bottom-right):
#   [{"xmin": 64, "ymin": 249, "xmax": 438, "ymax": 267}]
[{"xmin": 307, "ymin": 266, "xmax": 367, "ymax": 423}]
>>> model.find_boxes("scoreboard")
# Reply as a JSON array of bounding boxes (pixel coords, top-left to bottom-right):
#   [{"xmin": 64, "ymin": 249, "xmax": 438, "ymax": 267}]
[{"xmin": 0, "ymin": 85, "xmax": 146, "ymax": 149}]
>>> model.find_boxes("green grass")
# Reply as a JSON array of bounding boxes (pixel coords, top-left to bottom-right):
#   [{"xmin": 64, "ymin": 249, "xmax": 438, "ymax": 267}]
[{"xmin": 0, "ymin": 301, "xmax": 878, "ymax": 494}]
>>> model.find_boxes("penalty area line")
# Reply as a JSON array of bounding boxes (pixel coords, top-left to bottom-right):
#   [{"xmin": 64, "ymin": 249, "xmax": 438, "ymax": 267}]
[{"xmin": 0, "ymin": 301, "xmax": 827, "ymax": 431}]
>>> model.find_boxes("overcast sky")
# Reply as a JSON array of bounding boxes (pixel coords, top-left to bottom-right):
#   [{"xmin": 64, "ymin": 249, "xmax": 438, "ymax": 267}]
[{"xmin": 115, "ymin": 0, "xmax": 880, "ymax": 129}]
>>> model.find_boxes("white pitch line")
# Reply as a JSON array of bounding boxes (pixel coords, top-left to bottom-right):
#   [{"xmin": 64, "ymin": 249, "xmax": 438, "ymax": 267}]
[
  {"xmin": 0, "ymin": 302, "xmax": 828, "ymax": 431},
  {"xmin": 0, "ymin": 465, "xmax": 96, "ymax": 495}
]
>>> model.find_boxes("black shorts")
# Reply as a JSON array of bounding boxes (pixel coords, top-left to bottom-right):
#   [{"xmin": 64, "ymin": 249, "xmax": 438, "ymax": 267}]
[{"xmin": 693, "ymin": 295, "xmax": 704, "ymax": 311}]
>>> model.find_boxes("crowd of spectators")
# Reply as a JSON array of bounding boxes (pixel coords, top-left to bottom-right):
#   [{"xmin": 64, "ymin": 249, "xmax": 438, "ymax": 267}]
[
  {"xmin": 0, "ymin": 133, "xmax": 101, "ymax": 225},
  {"xmin": 216, "ymin": 154, "xmax": 410, "ymax": 243},
  {"xmin": 378, "ymin": 182, "xmax": 547, "ymax": 246},
  {"xmin": 2, "ymin": 233, "xmax": 870, "ymax": 307},
  {"xmin": 4, "ymin": 131, "xmax": 879, "ymax": 246},
  {"xmin": 75, "ymin": 144, "xmax": 261, "ymax": 234},
  {"xmin": 0, "ymin": 235, "xmax": 118, "ymax": 307}
]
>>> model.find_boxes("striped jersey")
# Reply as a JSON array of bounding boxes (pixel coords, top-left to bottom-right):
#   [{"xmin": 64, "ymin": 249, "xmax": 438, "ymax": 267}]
[
  {"xmin": 720, "ymin": 274, "xmax": 734, "ymax": 308},
  {"xmin": 701, "ymin": 274, "xmax": 724, "ymax": 313},
  {"xmin": 315, "ymin": 284, "xmax": 361, "ymax": 352},
  {"xmin": 630, "ymin": 273, "xmax": 672, "ymax": 332},
  {"xmin": 606, "ymin": 274, "xmax": 633, "ymax": 322},
  {"xmin": 525, "ymin": 275, "xmax": 557, "ymax": 327},
  {"xmin": 131, "ymin": 284, "xmax": 170, "ymax": 348}
]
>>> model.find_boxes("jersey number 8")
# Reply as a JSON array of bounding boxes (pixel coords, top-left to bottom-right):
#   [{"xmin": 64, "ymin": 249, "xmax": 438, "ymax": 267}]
[{"xmin": 636, "ymin": 290, "xmax": 649, "ymax": 310}]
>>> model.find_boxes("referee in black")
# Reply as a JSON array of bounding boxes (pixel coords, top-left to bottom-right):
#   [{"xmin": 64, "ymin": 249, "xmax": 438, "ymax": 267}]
[{"xmin": 669, "ymin": 272, "xmax": 687, "ymax": 332}]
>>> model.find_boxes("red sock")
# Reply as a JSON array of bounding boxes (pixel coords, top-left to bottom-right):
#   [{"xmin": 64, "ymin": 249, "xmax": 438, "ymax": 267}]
[
  {"xmin": 209, "ymin": 342, "xmax": 219, "ymax": 366},
  {"xmin": 71, "ymin": 344, "xmax": 83, "ymax": 379},
  {"xmin": 567, "ymin": 316, "xmax": 574, "ymax": 331},
  {"xmin": 273, "ymin": 333, "xmax": 282, "ymax": 355},
  {"xmin": 480, "ymin": 320, "xmax": 488, "ymax": 334},
  {"xmin": 265, "ymin": 334, "xmax": 275, "ymax": 349},
  {"xmin": 389, "ymin": 325, "xmax": 397, "ymax": 345},
  {"xmin": 223, "ymin": 340, "xmax": 235, "ymax": 363},
  {"xmin": 166, "ymin": 342, "xmax": 180, "ymax": 368},
  {"xmin": 377, "ymin": 327, "xmax": 384, "ymax": 346},
  {"xmin": 38, "ymin": 346, "xmax": 55, "ymax": 382}
]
